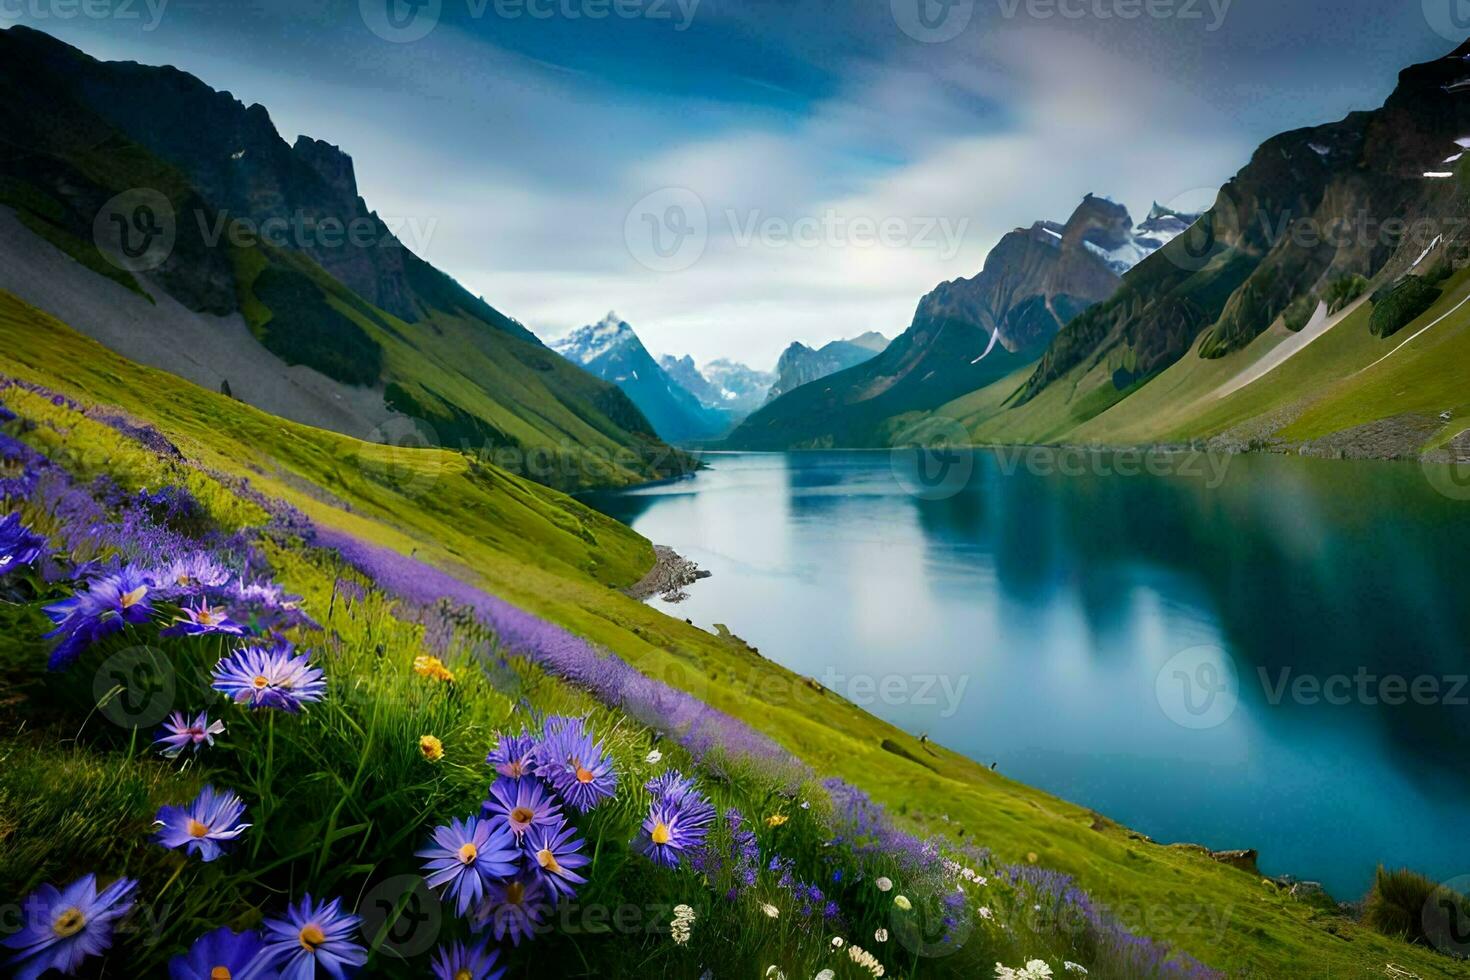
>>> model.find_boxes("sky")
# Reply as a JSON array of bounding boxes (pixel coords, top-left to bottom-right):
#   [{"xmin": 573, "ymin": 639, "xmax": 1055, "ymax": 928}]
[{"xmin": 3, "ymin": 0, "xmax": 1455, "ymax": 369}]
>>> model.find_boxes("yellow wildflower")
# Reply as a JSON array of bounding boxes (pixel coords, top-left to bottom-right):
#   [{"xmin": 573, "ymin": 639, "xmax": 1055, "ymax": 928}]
[
  {"xmin": 419, "ymin": 734, "xmax": 444, "ymax": 761},
  {"xmin": 413, "ymin": 655, "xmax": 456, "ymax": 683}
]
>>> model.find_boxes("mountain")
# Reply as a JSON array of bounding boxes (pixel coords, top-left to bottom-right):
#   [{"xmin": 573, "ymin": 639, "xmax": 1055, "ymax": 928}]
[
  {"xmin": 701, "ymin": 359, "xmax": 776, "ymax": 412},
  {"xmin": 1007, "ymin": 41, "xmax": 1470, "ymax": 429},
  {"xmin": 554, "ymin": 313, "xmax": 728, "ymax": 443},
  {"xmin": 657, "ymin": 353, "xmax": 773, "ymax": 429},
  {"xmin": 0, "ymin": 25, "xmax": 676, "ymax": 491},
  {"xmin": 763, "ymin": 333, "xmax": 890, "ymax": 404},
  {"xmin": 725, "ymin": 194, "xmax": 1179, "ymax": 449},
  {"xmin": 658, "ymin": 354, "xmax": 725, "ymax": 408}
]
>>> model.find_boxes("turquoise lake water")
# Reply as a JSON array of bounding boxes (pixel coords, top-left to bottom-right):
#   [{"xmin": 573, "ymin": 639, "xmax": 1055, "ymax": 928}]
[{"xmin": 586, "ymin": 449, "xmax": 1470, "ymax": 899}]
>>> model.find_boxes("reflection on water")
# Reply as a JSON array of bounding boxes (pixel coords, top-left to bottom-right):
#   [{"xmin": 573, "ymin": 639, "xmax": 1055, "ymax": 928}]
[{"xmin": 585, "ymin": 450, "xmax": 1470, "ymax": 898}]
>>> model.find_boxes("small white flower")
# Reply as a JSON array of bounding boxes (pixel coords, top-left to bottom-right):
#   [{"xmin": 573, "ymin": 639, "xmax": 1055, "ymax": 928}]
[
  {"xmin": 645, "ymin": 748, "xmax": 663, "ymax": 764},
  {"xmin": 1063, "ymin": 962, "xmax": 1089, "ymax": 975},
  {"xmin": 816, "ymin": 972, "xmax": 835, "ymax": 980},
  {"xmin": 893, "ymin": 895, "xmax": 912, "ymax": 911},
  {"xmin": 831, "ymin": 937, "xmax": 844, "ymax": 948},
  {"xmin": 978, "ymin": 906, "xmax": 994, "ymax": 920},
  {"xmin": 766, "ymin": 968, "xmax": 785, "ymax": 980},
  {"xmin": 874, "ymin": 927, "xmax": 888, "ymax": 943},
  {"xmin": 875, "ymin": 876, "xmax": 893, "ymax": 892},
  {"xmin": 800, "ymin": 800, "xmax": 811, "ymax": 809},
  {"xmin": 761, "ymin": 903, "xmax": 780, "ymax": 919}
]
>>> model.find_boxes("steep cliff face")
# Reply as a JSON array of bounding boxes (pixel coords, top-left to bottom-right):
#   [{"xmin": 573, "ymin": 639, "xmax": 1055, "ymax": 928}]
[
  {"xmin": 1019, "ymin": 41, "xmax": 1470, "ymax": 410},
  {"xmin": 914, "ymin": 194, "xmax": 1178, "ymax": 356}
]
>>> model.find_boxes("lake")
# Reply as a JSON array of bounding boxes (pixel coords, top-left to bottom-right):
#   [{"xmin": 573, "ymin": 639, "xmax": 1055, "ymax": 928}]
[{"xmin": 586, "ymin": 449, "xmax": 1470, "ymax": 899}]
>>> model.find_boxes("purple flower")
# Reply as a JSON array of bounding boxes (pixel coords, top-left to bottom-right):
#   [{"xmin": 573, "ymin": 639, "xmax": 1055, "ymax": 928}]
[
  {"xmin": 535, "ymin": 717, "xmax": 617, "ymax": 813},
  {"xmin": 471, "ymin": 874, "xmax": 549, "ymax": 947},
  {"xmin": 257, "ymin": 895, "xmax": 367, "ymax": 979},
  {"xmin": 225, "ymin": 578, "xmax": 315, "ymax": 631},
  {"xmin": 637, "ymin": 770, "xmax": 715, "ymax": 868},
  {"xmin": 163, "ymin": 598, "xmax": 249, "ymax": 638},
  {"xmin": 211, "ymin": 641, "xmax": 326, "ymax": 712},
  {"xmin": 149, "ymin": 553, "xmax": 233, "ymax": 595},
  {"xmin": 0, "ymin": 513, "xmax": 46, "ymax": 576},
  {"xmin": 43, "ymin": 565, "xmax": 154, "ymax": 670},
  {"xmin": 482, "ymin": 777, "xmax": 562, "ymax": 838},
  {"xmin": 416, "ymin": 816, "xmax": 520, "ymax": 916},
  {"xmin": 153, "ymin": 785, "xmax": 251, "ymax": 862},
  {"xmin": 429, "ymin": 938, "xmax": 504, "ymax": 980},
  {"xmin": 2, "ymin": 874, "xmax": 137, "ymax": 980},
  {"xmin": 168, "ymin": 926, "xmax": 277, "ymax": 979},
  {"xmin": 154, "ymin": 710, "xmax": 225, "ymax": 759},
  {"xmin": 486, "ymin": 729, "xmax": 538, "ymax": 781},
  {"xmin": 524, "ymin": 818, "xmax": 590, "ymax": 899}
]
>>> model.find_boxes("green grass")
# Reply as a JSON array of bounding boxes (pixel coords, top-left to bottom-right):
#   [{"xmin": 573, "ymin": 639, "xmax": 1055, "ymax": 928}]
[{"xmin": 2, "ymin": 289, "xmax": 1467, "ymax": 977}]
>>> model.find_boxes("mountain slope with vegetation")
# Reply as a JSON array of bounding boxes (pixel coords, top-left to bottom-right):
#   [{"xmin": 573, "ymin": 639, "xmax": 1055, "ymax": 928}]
[
  {"xmin": 725, "ymin": 195, "xmax": 1188, "ymax": 450},
  {"xmin": 0, "ymin": 25, "xmax": 676, "ymax": 491},
  {"xmin": 3, "ymin": 288, "xmax": 1466, "ymax": 978}
]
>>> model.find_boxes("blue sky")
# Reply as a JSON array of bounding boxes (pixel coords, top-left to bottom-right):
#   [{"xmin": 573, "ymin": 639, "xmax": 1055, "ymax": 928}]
[{"xmin": 3, "ymin": 0, "xmax": 1455, "ymax": 367}]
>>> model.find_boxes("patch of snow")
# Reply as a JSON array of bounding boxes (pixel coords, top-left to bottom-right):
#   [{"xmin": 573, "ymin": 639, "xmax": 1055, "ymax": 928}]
[
  {"xmin": 1456, "ymin": 136, "xmax": 1470, "ymax": 148},
  {"xmin": 1041, "ymin": 227, "xmax": 1063, "ymax": 240},
  {"xmin": 1445, "ymin": 153, "xmax": 1464, "ymax": 164},
  {"xmin": 1085, "ymin": 238, "xmax": 1153, "ymax": 275},
  {"xmin": 1411, "ymin": 234, "xmax": 1443, "ymax": 269},
  {"xmin": 230, "ymin": 149, "xmax": 246, "ymax": 160},
  {"xmin": 1424, "ymin": 171, "xmax": 1455, "ymax": 179},
  {"xmin": 1308, "ymin": 143, "xmax": 1330, "ymax": 156}
]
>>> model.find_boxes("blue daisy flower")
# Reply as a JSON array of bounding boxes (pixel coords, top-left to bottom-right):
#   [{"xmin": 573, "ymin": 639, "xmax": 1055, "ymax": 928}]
[
  {"xmin": 429, "ymin": 938, "xmax": 504, "ymax": 980},
  {"xmin": 153, "ymin": 785, "xmax": 251, "ymax": 862},
  {"xmin": 167, "ymin": 925, "xmax": 277, "ymax": 979},
  {"xmin": 211, "ymin": 640, "xmax": 326, "ymax": 712},
  {"xmin": 2, "ymin": 874, "xmax": 137, "ymax": 980},
  {"xmin": 416, "ymin": 816, "xmax": 520, "ymax": 916},
  {"xmin": 257, "ymin": 895, "xmax": 367, "ymax": 979}
]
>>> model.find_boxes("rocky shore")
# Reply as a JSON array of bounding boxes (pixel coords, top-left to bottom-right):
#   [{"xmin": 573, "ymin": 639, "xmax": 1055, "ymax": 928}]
[{"xmin": 623, "ymin": 545, "xmax": 711, "ymax": 602}]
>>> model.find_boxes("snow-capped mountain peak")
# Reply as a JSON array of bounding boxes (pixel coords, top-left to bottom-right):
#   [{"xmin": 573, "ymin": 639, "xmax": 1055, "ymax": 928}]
[{"xmin": 552, "ymin": 311, "xmax": 636, "ymax": 365}]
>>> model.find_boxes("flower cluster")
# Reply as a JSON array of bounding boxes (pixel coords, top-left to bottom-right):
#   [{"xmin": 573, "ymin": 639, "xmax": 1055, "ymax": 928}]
[
  {"xmin": 670, "ymin": 904, "xmax": 695, "ymax": 945},
  {"xmin": 415, "ymin": 718, "xmax": 627, "ymax": 948}
]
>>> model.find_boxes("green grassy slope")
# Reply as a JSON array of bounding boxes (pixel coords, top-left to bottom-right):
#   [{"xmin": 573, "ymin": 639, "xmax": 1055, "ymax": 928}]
[
  {"xmin": 3, "ymin": 289, "xmax": 1464, "ymax": 978},
  {"xmin": 921, "ymin": 267, "xmax": 1470, "ymax": 459},
  {"xmin": 0, "ymin": 25, "xmax": 674, "ymax": 491}
]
